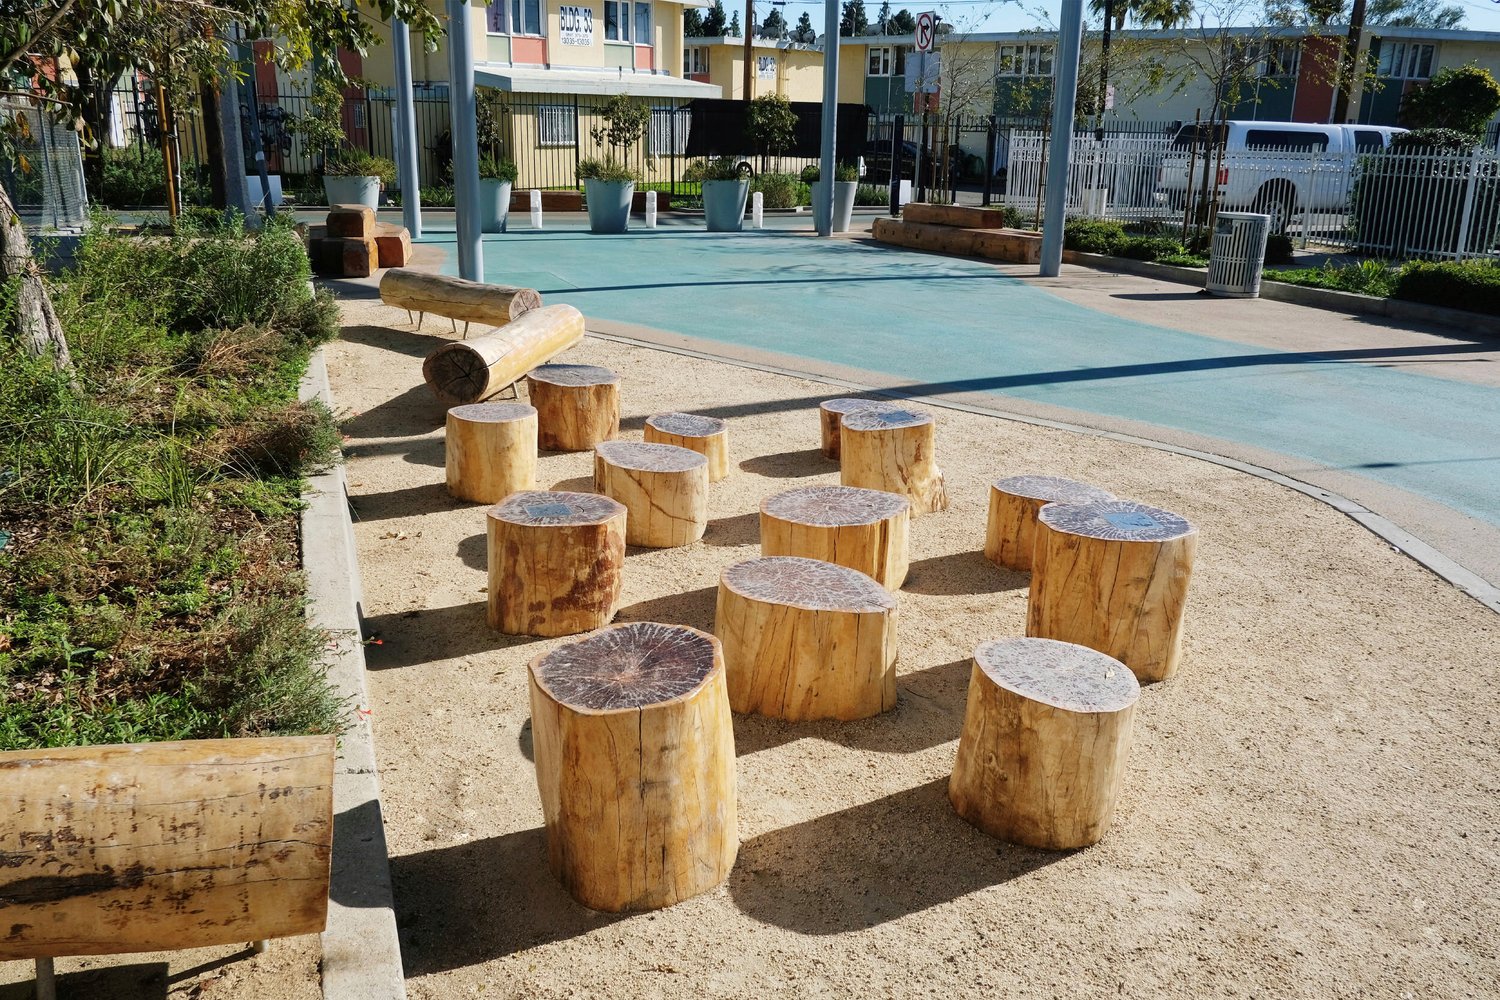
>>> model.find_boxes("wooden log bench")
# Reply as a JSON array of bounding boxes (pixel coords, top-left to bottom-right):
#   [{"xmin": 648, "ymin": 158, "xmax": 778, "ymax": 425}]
[
  {"xmin": 1027, "ymin": 499, "xmax": 1198, "ymax": 683},
  {"xmin": 525, "ymin": 363, "xmax": 621, "ymax": 451},
  {"xmin": 760, "ymin": 484, "xmax": 910, "ymax": 590},
  {"xmin": 380, "ymin": 269, "xmax": 544, "ymax": 336},
  {"xmin": 528, "ymin": 622, "xmax": 737, "ymax": 912},
  {"xmin": 0, "ymin": 736, "xmax": 335, "ymax": 987},
  {"xmin": 840, "ymin": 405, "xmax": 948, "ymax": 516},
  {"xmin": 644, "ymin": 412, "xmax": 730, "ymax": 482},
  {"xmin": 984, "ymin": 474, "xmax": 1116, "ymax": 572},
  {"xmin": 716, "ymin": 556, "xmax": 898, "ymax": 721},
  {"xmin": 817, "ymin": 398, "xmax": 907, "ymax": 461},
  {"xmin": 445, "ymin": 401, "xmax": 537, "ymax": 503},
  {"xmin": 422, "ymin": 304, "xmax": 584, "ymax": 406},
  {"xmin": 949, "ymin": 638, "xmax": 1139, "ymax": 849},
  {"xmin": 594, "ymin": 441, "xmax": 708, "ymax": 548},
  {"xmin": 487, "ymin": 490, "xmax": 627, "ymax": 637}
]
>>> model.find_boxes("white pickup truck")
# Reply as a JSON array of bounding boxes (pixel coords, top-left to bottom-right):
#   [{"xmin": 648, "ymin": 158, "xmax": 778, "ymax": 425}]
[{"xmin": 1154, "ymin": 121, "xmax": 1406, "ymax": 232}]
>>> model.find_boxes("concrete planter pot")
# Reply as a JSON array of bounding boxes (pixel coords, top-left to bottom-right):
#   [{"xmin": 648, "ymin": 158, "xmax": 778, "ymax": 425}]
[
  {"xmin": 323, "ymin": 174, "xmax": 380, "ymax": 209},
  {"xmin": 479, "ymin": 179, "xmax": 513, "ymax": 233},
  {"xmin": 584, "ymin": 179, "xmax": 635, "ymax": 234},
  {"xmin": 832, "ymin": 180, "xmax": 858, "ymax": 233},
  {"xmin": 702, "ymin": 179, "xmax": 750, "ymax": 232}
]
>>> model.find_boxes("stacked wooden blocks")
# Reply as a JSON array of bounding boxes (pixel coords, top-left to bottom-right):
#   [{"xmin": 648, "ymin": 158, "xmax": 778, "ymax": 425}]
[{"xmin": 308, "ymin": 203, "xmax": 412, "ymax": 278}]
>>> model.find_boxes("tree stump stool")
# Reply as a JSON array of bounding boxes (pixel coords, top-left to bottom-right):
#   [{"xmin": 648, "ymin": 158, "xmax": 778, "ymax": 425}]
[
  {"xmin": 526, "ymin": 363, "xmax": 621, "ymax": 451},
  {"xmin": 445, "ymin": 402, "xmax": 538, "ymax": 503},
  {"xmin": 840, "ymin": 406, "xmax": 948, "ymax": 516},
  {"xmin": 644, "ymin": 412, "xmax": 730, "ymax": 482},
  {"xmin": 487, "ymin": 491, "xmax": 627, "ymax": 637},
  {"xmin": 528, "ymin": 622, "xmax": 737, "ymax": 912},
  {"xmin": 1027, "ymin": 499, "xmax": 1197, "ymax": 683},
  {"xmin": 985, "ymin": 475, "xmax": 1116, "ymax": 572},
  {"xmin": 594, "ymin": 441, "xmax": 708, "ymax": 548},
  {"xmin": 716, "ymin": 556, "xmax": 898, "ymax": 720},
  {"xmin": 818, "ymin": 398, "xmax": 907, "ymax": 461},
  {"xmin": 760, "ymin": 485, "xmax": 910, "ymax": 590},
  {"xmin": 949, "ymin": 637, "xmax": 1140, "ymax": 850}
]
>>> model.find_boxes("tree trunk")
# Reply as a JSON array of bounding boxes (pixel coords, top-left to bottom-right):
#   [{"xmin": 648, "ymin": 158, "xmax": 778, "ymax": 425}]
[
  {"xmin": 200, "ymin": 78, "xmax": 229, "ymax": 209},
  {"xmin": 0, "ymin": 180, "xmax": 72, "ymax": 371}
]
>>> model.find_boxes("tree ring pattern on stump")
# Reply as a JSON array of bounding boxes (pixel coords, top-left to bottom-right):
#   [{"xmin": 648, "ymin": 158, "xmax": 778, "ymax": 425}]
[
  {"xmin": 1038, "ymin": 499, "xmax": 1194, "ymax": 542},
  {"xmin": 645, "ymin": 412, "xmax": 727, "ymax": 439},
  {"xmin": 761, "ymin": 485, "xmax": 909, "ymax": 527},
  {"xmin": 527, "ymin": 363, "xmax": 620, "ymax": 387},
  {"xmin": 595, "ymin": 441, "xmax": 707, "ymax": 473},
  {"xmin": 447, "ymin": 401, "xmax": 537, "ymax": 424},
  {"xmin": 820, "ymin": 398, "xmax": 908, "ymax": 417},
  {"xmin": 993, "ymin": 474, "xmax": 1115, "ymax": 505},
  {"xmin": 841, "ymin": 407, "xmax": 934, "ymax": 432},
  {"xmin": 532, "ymin": 622, "xmax": 718, "ymax": 711},
  {"xmin": 721, "ymin": 556, "xmax": 895, "ymax": 613},
  {"xmin": 491, "ymin": 490, "xmax": 625, "ymax": 526},
  {"xmin": 974, "ymin": 637, "xmax": 1140, "ymax": 713}
]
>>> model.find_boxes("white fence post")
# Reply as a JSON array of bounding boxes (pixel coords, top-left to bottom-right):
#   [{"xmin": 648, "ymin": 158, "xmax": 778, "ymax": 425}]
[{"xmin": 1456, "ymin": 148, "xmax": 1480, "ymax": 261}]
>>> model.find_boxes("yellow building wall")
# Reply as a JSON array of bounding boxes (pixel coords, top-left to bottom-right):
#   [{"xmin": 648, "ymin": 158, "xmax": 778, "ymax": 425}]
[{"xmin": 836, "ymin": 43, "xmax": 866, "ymax": 103}]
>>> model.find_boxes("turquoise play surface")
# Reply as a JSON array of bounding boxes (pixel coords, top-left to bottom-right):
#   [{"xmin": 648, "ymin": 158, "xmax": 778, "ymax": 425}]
[{"xmin": 421, "ymin": 221, "xmax": 1500, "ymax": 527}]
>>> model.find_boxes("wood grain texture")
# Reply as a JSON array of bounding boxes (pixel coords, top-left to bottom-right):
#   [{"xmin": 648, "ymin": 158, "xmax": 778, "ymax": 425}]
[
  {"xmin": 594, "ymin": 442, "xmax": 708, "ymax": 548},
  {"xmin": 715, "ymin": 556, "xmax": 898, "ymax": 721},
  {"xmin": 379, "ymin": 269, "xmax": 543, "ymax": 326},
  {"xmin": 0, "ymin": 736, "xmax": 334, "ymax": 960},
  {"xmin": 528, "ymin": 623, "xmax": 737, "ymax": 912},
  {"xmin": 1027, "ymin": 500, "xmax": 1198, "ymax": 683},
  {"xmin": 421, "ymin": 305, "xmax": 584, "ymax": 406},
  {"xmin": 817, "ymin": 398, "xmax": 906, "ymax": 461},
  {"xmin": 526, "ymin": 364, "xmax": 621, "ymax": 452},
  {"xmin": 488, "ymin": 491, "xmax": 627, "ymax": 636},
  {"xmin": 644, "ymin": 412, "xmax": 730, "ymax": 482},
  {"xmin": 445, "ymin": 402, "xmax": 538, "ymax": 504},
  {"xmin": 984, "ymin": 475, "xmax": 1116, "ymax": 572},
  {"xmin": 949, "ymin": 638, "xmax": 1138, "ymax": 850},
  {"xmin": 839, "ymin": 407, "xmax": 948, "ymax": 516},
  {"xmin": 760, "ymin": 485, "xmax": 910, "ymax": 590}
]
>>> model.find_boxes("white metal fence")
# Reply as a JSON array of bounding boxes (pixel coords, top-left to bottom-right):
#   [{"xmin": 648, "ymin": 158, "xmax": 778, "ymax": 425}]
[{"xmin": 1003, "ymin": 129, "xmax": 1500, "ymax": 261}]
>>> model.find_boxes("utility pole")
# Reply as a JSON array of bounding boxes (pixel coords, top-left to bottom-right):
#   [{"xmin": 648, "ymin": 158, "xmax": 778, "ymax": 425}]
[
  {"xmin": 1331, "ymin": 0, "xmax": 1367, "ymax": 124},
  {"xmin": 743, "ymin": 0, "xmax": 754, "ymax": 100},
  {"xmin": 816, "ymin": 0, "xmax": 840, "ymax": 235},
  {"xmin": 1095, "ymin": 0, "xmax": 1113, "ymax": 140},
  {"xmin": 446, "ymin": 0, "xmax": 482, "ymax": 281},
  {"xmin": 1040, "ymin": 0, "xmax": 1083, "ymax": 277}
]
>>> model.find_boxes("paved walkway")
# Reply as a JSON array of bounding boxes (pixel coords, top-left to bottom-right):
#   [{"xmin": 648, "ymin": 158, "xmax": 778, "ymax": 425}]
[{"xmin": 407, "ymin": 215, "xmax": 1500, "ymax": 589}]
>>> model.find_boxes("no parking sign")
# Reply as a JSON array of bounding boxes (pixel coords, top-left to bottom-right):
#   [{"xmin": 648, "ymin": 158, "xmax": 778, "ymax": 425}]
[{"xmin": 915, "ymin": 11, "xmax": 936, "ymax": 52}]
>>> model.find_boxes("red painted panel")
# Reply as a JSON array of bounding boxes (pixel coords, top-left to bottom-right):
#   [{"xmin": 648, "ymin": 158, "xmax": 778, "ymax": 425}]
[
  {"xmin": 1292, "ymin": 36, "xmax": 1339, "ymax": 123},
  {"xmin": 252, "ymin": 41, "xmax": 279, "ymax": 99},
  {"xmin": 336, "ymin": 48, "xmax": 367, "ymax": 149},
  {"xmin": 688, "ymin": 72, "xmax": 710, "ymax": 83},
  {"xmin": 635, "ymin": 45, "xmax": 654, "ymax": 71},
  {"xmin": 513, "ymin": 36, "xmax": 548, "ymax": 65}
]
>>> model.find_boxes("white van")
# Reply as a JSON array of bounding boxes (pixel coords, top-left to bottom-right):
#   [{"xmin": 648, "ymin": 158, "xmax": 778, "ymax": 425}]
[{"xmin": 1154, "ymin": 121, "xmax": 1406, "ymax": 231}]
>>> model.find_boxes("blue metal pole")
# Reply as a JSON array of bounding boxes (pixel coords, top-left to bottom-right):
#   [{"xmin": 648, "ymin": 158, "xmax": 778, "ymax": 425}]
[
  {"xmin": 1040, "ymin": 0, "xmax": 1084, "ymax": 277},
  {"xmin": 816, "ymin": 0, "xmax": 840, "ymax": 236},
  {"xmin": 446, "ymin": 0, "xmax": 482, "ymax": 280},
  {"xmin": 393, "ymin": 17, "xmax": 423, "ymax": 238}
]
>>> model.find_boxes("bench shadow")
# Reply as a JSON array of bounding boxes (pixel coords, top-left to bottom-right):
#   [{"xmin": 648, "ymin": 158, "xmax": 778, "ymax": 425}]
[
  {"xmin": 342, "ymin": 435, "xmax": 446, "ymax": 469},
  {"xmin": 391, "ymin": 827, "xmax": 625, "ymax": 974},
  {"xmin": 732, "ymin": 657, "xmax": 970, "ymax": 756},
  {"xmin": 729, "ymin": 777, "xmax": 1065, "ymax": 934},
  {"xmin": 457, "ymin": 532, "xmax": 487, "ymax": 570},
  {"xmin": 902, "ymin": 551, "xmax": 1027, "ymax": 596},
  {"xmin": 340, "ymin": 322, "xmax": 455, "ymax": 359},
  {"xmin": 350, "ymin": 482, "xmax": 463, "ymax": 523},
  {"xmin": 0, "ymin": 963, "xmax": 170, "ymax": 1000},
  {"xmin": 614, "ymin": 586, "xmax": 718, "ymax": 632},
  {"xmin": 738, "ymin": 449, "xmax": 829, "ymax": 478},
  {"xmin": 548, "ymin": 475, "xmax": 596, "ymax": 493},
  {"xmin": 339, "ymin": 384, "xmax": 448, "ymax": 440},
  {"xmin": 703, "ymin": 511, "xmax": 759, "ymax": 548},
  {"xmin": 362, "ymin": 602, "xmax": 543, "ymax": 669}
]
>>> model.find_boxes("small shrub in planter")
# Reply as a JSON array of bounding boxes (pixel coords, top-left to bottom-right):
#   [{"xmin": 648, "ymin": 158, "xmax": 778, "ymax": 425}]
[
  {"xmin": 578, "ymin": 157, "xmax": 638, "ymax": 234},
  {"xmin": 323, "ymin": 149, "xmax": 395, "ymax": 208},
  {"xmin": 478, "ymin": 155, "xmax": 519, "ymax": 233},
  {"xmin": 799, "ymin": 164, "xmax": 820, "ymax": 184},
  {"xmin": 700, "ymin": 157, "xmax": 750, "ymax": 231}
]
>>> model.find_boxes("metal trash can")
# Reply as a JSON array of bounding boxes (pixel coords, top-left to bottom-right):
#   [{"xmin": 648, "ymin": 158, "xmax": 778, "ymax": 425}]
[{"xmin": 1206, "ymin": 211, "xmax": 1271, "ymax": 298}]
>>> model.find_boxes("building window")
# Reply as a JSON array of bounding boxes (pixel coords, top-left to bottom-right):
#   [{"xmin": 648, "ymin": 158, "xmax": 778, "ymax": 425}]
[
  {"xmin": 868, "ymin": 46, "xmax": 893, "ymax": 76},
  {"xmin": 1377, "ymin": 41, "xmax": 1434, "ymax": 80},
  {"xmin": 605, "ymin": 0, "xmax": 630, "ymax": 41},
  {"xmin": 635, "ymin": 2, "xmax": 652, "ymax": 43},
  {"xmin": 511, "ymin": 0, "xmax": 542, "ymax": 35},
  {"xmin": 1260, "ymin": 40, "xmax": 1300, "ymax": 78},
  {"xmin": 486, "ymin": 0, "xmax": 508, "ymax": 32},
  {"xmin": 650, "ymin": 106, "xmax": 690, "ymax": 154},
  {"xmin": 538, "ymin": 105, "xmax": 575, "ymax": 147},
  {"xmin": 997, "ymin": 43, "xmax": 1053, "ymax": 77},
  {"xmin": 684, "ymin": 46, "xmax": 708, "ymax": 74}
]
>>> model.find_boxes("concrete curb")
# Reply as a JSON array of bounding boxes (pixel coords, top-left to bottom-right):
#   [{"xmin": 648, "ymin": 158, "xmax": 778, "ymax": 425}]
[
  {"xmin": 588, "ymin": 328, "xmax": 1500, "ymax": 617},
  {"xmin": 299, "ymin": 349, "xmax": 407, "ymax": 1000},
  {"xmin": 1061, "ymin": 250, "xmax": 1500, "ymax": 338}
]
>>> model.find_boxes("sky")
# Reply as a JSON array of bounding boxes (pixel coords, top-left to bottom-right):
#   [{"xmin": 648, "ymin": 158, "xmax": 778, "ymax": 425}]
[{"xmin": 758, "ymin": 0, "xmax": 1500, "ymax": 35}]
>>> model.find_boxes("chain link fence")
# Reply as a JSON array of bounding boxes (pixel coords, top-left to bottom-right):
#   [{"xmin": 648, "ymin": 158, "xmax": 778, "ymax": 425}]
[{"xmin": 1, "ymin": 101, "xmax": 89, "ymax": 229}]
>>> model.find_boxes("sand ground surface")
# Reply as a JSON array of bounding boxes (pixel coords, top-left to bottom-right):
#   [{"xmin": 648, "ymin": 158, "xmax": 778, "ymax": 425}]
[
  {"xmin": 329, "ymin": 296, "xmax": 1499, "ymax": 1000},
  {"xmin": 0, "ymin": 939, "xmax": 319, "ymax": 999}
]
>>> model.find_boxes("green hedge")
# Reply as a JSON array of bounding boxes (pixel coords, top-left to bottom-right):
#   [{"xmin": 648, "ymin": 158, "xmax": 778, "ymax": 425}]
[
  {"xmin": 1063, "ymin": 219, "xmax": 1203, "ymax": 266},
  {"xmin": 1394, "ymin": 259, "xmax": 1500, "ymax": 315}
]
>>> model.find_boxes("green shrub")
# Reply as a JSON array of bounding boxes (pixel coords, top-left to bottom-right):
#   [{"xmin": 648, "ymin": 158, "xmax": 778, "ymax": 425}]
[
  {"xmin": 100, "ymin": 145, "xmax": 168, "ymax": 207},
  {"xmin": 1118, "ymin": 235, "xmax": 1187, "ymax": 261},
  {"xmin": 751, "ymin": 172, "xmax": 808, "ymax": 209},
  {"xmin": 577, "ymin": 157, "xmax": 635, "ymax": 183},
  {"xmin": 799, "ymin": 164, "xmax": 820, "ymax": 184},
  {"xmin": 325, "ymin": 149, "xmax": 396, "ymax": 186},
  {"xmin": 1262, "ymin": 260, "xmax": 1399, "ymax": 297},
  {"xmin": 1155, "ymin": 252, "xmax": 1208, "ymax": 268},
  {"xmin": 1265, "ymin": 233, "xmax": 1294, "ymax": 265},
  {"xmin": 854, "ymin": 184, "xmax": 890, "ymax": 207},
  {"xmin": 1394, "ymin": 259, "xmax": 1500, "ymax": 314},
  {"xmin": 478, "ymin": 156, "xmax": 519, "ymax": 183},
  {"xmin": 1063, "ymin": 219, "xmax": 1128, "ymax": 255},
  {"xmin": 699, "ymin": 156, "xmax": 745, "ymax": 182}
]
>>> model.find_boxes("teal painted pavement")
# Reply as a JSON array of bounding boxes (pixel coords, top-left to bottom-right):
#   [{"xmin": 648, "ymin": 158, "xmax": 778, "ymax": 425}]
[{"xmin": 423, "ymin": 222, "xmax": 1500, "ymax": 527}]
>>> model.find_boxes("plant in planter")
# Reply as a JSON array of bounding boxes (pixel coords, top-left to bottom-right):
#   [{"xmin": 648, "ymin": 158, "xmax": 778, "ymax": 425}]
[
  {"xmin": 478, "ymin": 155, "xmax": 519, "ymax": 233},
  {"xmin": 806, "ymin": 162, "xmax": 860, "ymax": 233},
  {"xmin": 699, "ymin": 156, "xmax": 750, "ymax": 232},
  {"xmin": 581, "ymin": 95, "xmax": 649, "ymax": 234},
  {"xmin": 323, "ymin": 148, "xmax": 396, "ymax": 210}
]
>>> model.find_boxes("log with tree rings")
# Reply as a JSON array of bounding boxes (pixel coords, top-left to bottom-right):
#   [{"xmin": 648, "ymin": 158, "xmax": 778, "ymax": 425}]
[
  {"xmin": 974, "ymin": 637, "xmax": 1140, "ymax": 714},
  {"xmin": 721, "ymin": 556, "xmax": 895, "ymax": 614},
  {"xmin": 493, "ymin": 490, "xmax": 625, "ymax": 526},
  {"xmin": 1038, "ymin": 499, "xmax": 1193, "ymax": 543},
  {"xmin": 761, "ymin": 485, "xmax": 909, "ymax": 527},
  {"xmin": 531, "ymin": 622, "xmax": 718, "ymax": 711}
]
